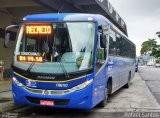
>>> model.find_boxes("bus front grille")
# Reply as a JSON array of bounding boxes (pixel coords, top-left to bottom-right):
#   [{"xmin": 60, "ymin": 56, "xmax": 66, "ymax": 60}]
[
  {"xmin": 24, "ymin": 86, "xmax": 72, "ymax": 95},
  {"xmin": 26, "ymin": 96, "xmax": 70, "ymax": 106}
]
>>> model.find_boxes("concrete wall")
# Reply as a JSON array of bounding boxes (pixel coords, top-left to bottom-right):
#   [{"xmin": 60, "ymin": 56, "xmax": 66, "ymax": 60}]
[
  {"xmin": 0, "ymin": 38, "xmax": 15, "ymax": 68},
  {"xmin": 0, "ymin": 0, "xmax": 52, "ymax": 69},
  {"xmin": 0, "ymin": 12, "xmax": 12, "ymax": 28},
  {"xmin": 0, "ymin": 12, "xmax": 15, "ymax": 68}
]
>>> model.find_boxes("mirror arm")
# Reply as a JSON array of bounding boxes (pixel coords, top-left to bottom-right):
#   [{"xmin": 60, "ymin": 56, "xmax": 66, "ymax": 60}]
[
  {"xmin": 4, "ymin": 25, "xmax": 19, "ymax": 48},
  {"xmin": 5, "ymin": 25, "xmax": 19, "ymax": 32}
]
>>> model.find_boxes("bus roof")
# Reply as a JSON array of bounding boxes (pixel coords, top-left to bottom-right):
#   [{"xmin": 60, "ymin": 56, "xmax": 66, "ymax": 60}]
[{"xmin": 23, "ymin": 13, "xmax": 107, "ymax": 23}]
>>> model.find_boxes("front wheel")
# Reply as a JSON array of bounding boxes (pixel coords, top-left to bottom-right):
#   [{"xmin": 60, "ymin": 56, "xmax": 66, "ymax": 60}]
[{"xmin": 98, "ymin": 88, "xmax": 108, "ymax": 107}]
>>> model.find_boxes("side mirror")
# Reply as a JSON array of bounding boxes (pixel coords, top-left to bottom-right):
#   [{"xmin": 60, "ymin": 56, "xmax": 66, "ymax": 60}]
[
  {"xmin": 4, "ymin": 33, "xmax": 10, "ymax": 48},
  {"xmin": 100, "ymin": 34, "xmax": 107, "ymax": 48},
  {"xmin": 3, "ymin": 25, "xmax": 19, "ymax": 48},
  {"xmin": 98, "ymin": 26, "xmax": 103, "ymax": 33}
]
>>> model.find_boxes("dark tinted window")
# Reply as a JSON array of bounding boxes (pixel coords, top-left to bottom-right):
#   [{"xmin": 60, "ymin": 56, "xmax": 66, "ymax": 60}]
[{"xmin": 109, "ymin": 29, "xmax": 136, "ymax": 58}]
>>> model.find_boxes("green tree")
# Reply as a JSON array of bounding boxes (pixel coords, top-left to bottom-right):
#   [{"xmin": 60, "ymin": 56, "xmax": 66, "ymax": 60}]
[
  {"xmin": 156, "ymin": 32, "xmax": 160, "ymax": 38},
  {"xmin": 141, "ymin": 39, "xmax": 160, "ymax": 57}
]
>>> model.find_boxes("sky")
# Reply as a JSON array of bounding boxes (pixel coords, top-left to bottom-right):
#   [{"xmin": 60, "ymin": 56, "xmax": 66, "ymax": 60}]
[{"xmin": 109, "ymin": 0, "xmax": 160, "ymax": 56}]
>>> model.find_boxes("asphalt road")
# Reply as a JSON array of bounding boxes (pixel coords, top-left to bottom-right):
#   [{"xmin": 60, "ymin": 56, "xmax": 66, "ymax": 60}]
[{"xmin": 139, "ymin": 66, "xmax": 160, "ymax": 104}]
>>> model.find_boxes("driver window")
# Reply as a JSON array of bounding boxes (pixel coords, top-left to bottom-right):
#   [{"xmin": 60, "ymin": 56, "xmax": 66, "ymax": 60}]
[{"xmin": 109, "ymin": 29, "xmax": 116, "ymax": 55}]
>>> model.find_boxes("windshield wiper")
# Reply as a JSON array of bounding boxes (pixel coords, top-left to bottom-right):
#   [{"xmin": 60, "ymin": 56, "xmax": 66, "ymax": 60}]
[
  {"xmin": 57, "ymin": 54, "xmax": 70, "ymax": 79},
  {"xmin": 53, "ymin": 31, "xmax": 70, "ymax": 79},
  {"xmin": 26, "ymin": 62, "xmax": 35, "ymax": 73}
]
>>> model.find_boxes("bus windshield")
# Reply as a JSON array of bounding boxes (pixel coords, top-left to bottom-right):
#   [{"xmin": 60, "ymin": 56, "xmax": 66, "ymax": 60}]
[{"xmin": 14, "ymin": 22, "xmax": 95, "ymax": 74}]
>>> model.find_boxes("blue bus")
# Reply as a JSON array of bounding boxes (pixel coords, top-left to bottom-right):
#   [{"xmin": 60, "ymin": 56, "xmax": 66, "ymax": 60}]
[{"xmin": 4, "ymin": 13, "xmax": 136, "ymax": 109}]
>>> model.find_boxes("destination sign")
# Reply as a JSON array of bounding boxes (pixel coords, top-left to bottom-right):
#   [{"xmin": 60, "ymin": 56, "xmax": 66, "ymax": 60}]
[
  {"xmin": 25, "ymin": 25, "xmax": 52, "ymax": 35},
  {"xmin": 17, "ymin": 55, "xmax": 43, "ymax": 63}
]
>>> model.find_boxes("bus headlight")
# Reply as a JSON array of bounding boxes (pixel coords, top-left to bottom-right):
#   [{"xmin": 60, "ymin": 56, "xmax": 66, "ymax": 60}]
[
  {"xmin": 13, "ymin": 77, "xmax": 24, "ymax": 87},
  {"xmin": 70, "ymin": 79, "xmax": 93, "ymax": 91}
]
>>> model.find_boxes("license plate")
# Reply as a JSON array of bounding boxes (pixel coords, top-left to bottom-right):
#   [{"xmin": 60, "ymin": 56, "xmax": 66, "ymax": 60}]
[{"xmin": 40, "ymin": 100, "xmax": 54, "ymax": 106}]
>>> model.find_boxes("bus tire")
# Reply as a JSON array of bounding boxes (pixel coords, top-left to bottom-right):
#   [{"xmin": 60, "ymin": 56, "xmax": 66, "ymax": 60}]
[
  {"xmin": 98, "ymin": 87, "xmax": 108, "ymax": 107},
  {"xmin": 124, "ymin": 73, "xmax": 131, "ymax": 88},
  {"xmin": 107, "ymin": 79, "xmax": 112, "ymax": 96},
  {"xmin": 98, "ymin": 79, "xmax": 112, "ymax": 107}
]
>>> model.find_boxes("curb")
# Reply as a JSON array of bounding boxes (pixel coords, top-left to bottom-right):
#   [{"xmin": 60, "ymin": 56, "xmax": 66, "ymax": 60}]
[
  {"xmin": 0, "ymin": 90, "xmax": 11, "ymax": 93},
  {"xmin": 0, "ymin": 101, "xmax": 24, "ymax": 112}
]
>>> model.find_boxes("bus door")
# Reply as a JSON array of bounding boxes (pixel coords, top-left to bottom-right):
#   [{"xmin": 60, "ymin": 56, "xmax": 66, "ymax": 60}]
[
  {"xmin": 94, "ymin": 25, "xmax": 108, "ymax": 102},
  {"xmin": 108, "ymin": 29, "xmax": 119, "ymax": 90}
]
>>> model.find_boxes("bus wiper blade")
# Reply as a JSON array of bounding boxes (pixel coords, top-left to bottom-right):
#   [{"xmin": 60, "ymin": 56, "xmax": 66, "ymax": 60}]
[
  {"xmin": 58, "ymin": 56, "xmax": 70, "ymax": 79},
  {"xmin": 52, "ymin": 32, "xmax": 69, "ymax": 79},
  {"xmin": 26, "ymin": 62, "xmax": 35, "ymax": 73}
]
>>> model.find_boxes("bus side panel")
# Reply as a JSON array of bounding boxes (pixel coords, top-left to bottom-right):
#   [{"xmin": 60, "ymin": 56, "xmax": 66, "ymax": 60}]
[
  {"xmin": 108, "ymin": 56, "xmax": 120, "ymax": 93},
  {"xmin": 92, "ymin": 64, "xmax": 108, "ymax": 107},
  {"xmin": 92, "ymin": 56, "xmax": 121, "ymax": 107},
  {"xmin": 110, "ymin": 56, "xmax": 136, "ymax": 93},
  {"xmin": 114, "ymin": 57, "xmax": 129, "ymax": 88}
]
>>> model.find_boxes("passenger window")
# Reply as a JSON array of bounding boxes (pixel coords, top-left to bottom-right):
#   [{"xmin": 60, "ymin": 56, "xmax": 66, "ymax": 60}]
[
  {"xmin": 116, "ymin": 34, "xmax": 121, "ymax": 55},
  {"xmin": 108, "ymin": 29, "xmax": 136, "ymax": 58}
]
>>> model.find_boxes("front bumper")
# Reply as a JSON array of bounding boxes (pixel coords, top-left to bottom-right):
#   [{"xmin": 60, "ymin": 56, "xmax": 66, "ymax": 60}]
[{"xmin": 12, "ymin": 81, "xmax": 94, "ymax": 109}]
